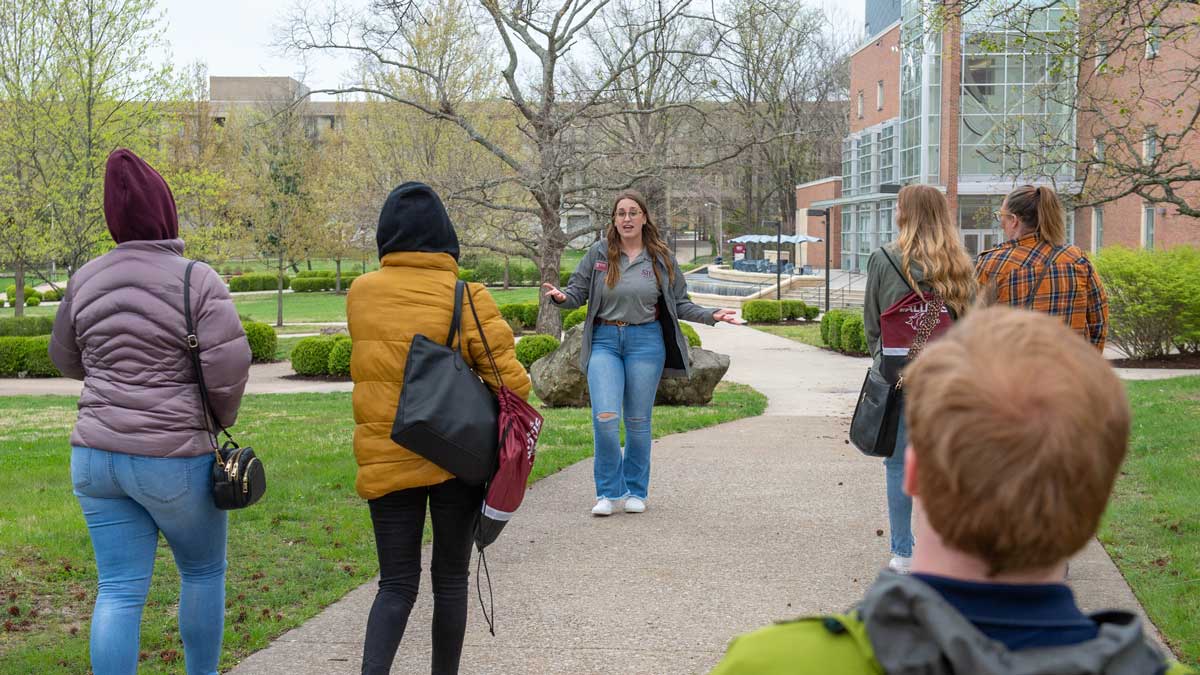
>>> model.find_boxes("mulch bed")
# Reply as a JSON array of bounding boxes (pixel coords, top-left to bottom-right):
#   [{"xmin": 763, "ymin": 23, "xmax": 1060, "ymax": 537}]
[
  {"xmin": 1110, "ymin": 353, "xmax": 1200, "ymax": 369},
  {"xmin": 279, "ymin": 374, "xmax": 352, "ymax": 382}
]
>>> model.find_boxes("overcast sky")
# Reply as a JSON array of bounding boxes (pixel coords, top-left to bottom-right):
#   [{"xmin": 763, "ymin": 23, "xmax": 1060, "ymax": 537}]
[{"xmin": 159, "ymin": 0, "xmax": 866, "ymax": 99}]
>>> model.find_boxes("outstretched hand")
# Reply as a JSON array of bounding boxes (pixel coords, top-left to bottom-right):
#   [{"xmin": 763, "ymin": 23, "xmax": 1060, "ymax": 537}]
[
  {"xmin": 712, "ymin": 308, "xmax": 744, "ymax": 325},
  {"xmin": 542, "ymin": 283, "xmax": 566, "ymax": 303}
]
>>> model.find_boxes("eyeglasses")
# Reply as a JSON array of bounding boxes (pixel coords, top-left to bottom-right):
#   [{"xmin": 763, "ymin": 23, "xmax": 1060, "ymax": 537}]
[
  {"xmin": 992, "ymin": 210, "xmax": 1009, "ymax": 222},
  {"xmin": 615, "ymin": 209, "xmax": 643, "ymax": 220}
]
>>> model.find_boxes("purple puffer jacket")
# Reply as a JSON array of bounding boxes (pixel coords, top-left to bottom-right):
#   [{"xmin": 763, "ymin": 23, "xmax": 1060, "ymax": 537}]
[{"xmin": 49, "ymin": 239, "xmax": 251, "ymax": 458}]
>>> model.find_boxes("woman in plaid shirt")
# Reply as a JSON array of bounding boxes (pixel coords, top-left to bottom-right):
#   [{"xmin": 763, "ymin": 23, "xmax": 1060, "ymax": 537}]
[{"xmin": 976, "ymin": 185, "xmax": 1108, "ymax": 350}]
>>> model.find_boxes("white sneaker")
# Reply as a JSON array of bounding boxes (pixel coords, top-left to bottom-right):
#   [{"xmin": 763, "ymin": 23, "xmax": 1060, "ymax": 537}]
[
  {"xmin": 624, "ymin": 496, "xmax": 646, "ymax": 513},
  {"xmin": 887, "ymin": 556, "xmax": 912, "ymax": 575},
  {"xmin": 591, "ymin": 498, "xmax": 614, "ymax": 516}
]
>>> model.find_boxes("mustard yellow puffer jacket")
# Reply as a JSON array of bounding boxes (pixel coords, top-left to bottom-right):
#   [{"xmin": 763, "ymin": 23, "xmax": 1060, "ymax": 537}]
[{"xmin": 347, "ymin": 251, "xmax": 532, "ymax": 499}]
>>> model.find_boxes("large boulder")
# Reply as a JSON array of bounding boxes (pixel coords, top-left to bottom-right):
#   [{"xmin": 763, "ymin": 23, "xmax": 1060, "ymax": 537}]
[{"xmin": 530, "ymin": 325, "xmax": 731, "ymax": 407}]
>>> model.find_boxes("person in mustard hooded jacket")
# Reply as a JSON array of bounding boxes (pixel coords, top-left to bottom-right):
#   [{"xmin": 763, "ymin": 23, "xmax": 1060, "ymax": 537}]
[{"xmin": 348, "ymin": 182, "xmax": 530, "ymax": 675}]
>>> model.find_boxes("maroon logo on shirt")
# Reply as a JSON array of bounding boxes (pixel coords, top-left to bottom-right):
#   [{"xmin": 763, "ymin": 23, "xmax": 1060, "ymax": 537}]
[
  {"xmin": 641, "ymin": 267, "xmax": 654, "ymax": 278},
  {"xmin": 594, "ymin": 261, "xmax": 608, "ymax": 271}
]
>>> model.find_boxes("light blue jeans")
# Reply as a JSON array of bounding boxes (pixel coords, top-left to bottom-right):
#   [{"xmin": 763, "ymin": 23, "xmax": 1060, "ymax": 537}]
[
  {"xmin": 587, "ymin": 323, "xmax": 666, "ymax": 501},
  {"xmin": 882, "ymin": 410, "xmax": 914, "ymax": 558},
  {"xmin": 71, "ymin": 446, "xmax": 228, "ymax": 675}
]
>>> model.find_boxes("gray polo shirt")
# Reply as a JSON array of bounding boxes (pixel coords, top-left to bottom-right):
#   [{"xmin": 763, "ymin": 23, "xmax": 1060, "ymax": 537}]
[{"xmin": 596, "ymin": 251, "xmax": 660, "ymax": 324}]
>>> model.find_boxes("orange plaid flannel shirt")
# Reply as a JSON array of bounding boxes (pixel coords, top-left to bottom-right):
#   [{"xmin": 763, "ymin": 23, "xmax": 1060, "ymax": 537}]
[{"xmin": 975, "ymin": 234, "xmax": 1109, "ymax": 350}]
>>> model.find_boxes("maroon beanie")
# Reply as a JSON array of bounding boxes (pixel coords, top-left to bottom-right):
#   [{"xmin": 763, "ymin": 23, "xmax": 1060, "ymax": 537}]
[{"xmin": 103, "ymin": 149, "xmax": 179, "ymax": 244}]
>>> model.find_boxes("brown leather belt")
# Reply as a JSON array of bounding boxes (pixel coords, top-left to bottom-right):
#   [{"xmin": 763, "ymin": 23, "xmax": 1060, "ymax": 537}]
[{"xmin": 595, "ymin": 318, "xmax": 647, "ymax": 327}]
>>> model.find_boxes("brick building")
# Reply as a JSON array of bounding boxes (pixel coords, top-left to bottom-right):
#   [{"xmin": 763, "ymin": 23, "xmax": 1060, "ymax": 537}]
[{"xmin": 798, "ymin": 0, "xmax": 1200, "ymax": 274}]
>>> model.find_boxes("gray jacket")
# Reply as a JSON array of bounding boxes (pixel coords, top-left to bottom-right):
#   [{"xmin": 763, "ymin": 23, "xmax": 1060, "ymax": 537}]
[
  {"xmin": 861, "ymin": 572, "xmax": 1172, "ymax": 675},
  {"xmin": 50, "ymin": 239, "xmax": 251, "ymax": 458},
  {"xmin": 556, "ymin": 241, "xmax": 716, "ymax": 379}
]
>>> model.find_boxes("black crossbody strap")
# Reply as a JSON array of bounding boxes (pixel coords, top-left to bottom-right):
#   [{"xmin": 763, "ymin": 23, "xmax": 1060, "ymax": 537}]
[
  {"xmin": 1025, "ymin": 246, "xmax": 1059, "ymax": 310},
  {"xmin": 446, "ymin": 280, "xmax": 465, "ymax": 351},
  {"xmin": 880, "ymin": 248, "xmax": 920, "ymax": 296},
  {"xmin": 184, "ymin": 261, "xmax": 231, "ymax": 455},
  {"xmin": 463, "ymin": 283, "xmax": 504, "ymax": 387}
]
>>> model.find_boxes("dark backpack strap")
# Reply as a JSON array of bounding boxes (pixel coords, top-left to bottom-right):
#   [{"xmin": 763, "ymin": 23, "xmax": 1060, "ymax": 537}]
[
  {"xmin": 446, "ymin": 280, "xmax": 465, "ymax": 350},
  {"xmin": 183, "ymin": 261, "xmax": 229, "ymax": 452},
  {"xmin": 880, "ymin": 249, "xmax": 919, "ymax": 296},
  {"xmin": 1024, "ymin": 246, "xmax": 1059, "ymax": 309},
  {"xmin": 463, "ymin": 284, "xmax": 504, "ymax": 387}
]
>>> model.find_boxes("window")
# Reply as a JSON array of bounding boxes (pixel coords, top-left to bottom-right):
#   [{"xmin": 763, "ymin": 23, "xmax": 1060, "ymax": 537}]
[
  {"xmin": 858, "ymin": 91, "xmax": 865, "ymax": 119},
  {"xmin": 842, "ymin": 139, "xmax": 855, "ymax": 196},
  {"xmin": 858, "ymin": 136, "xmax": 873, "ymax": 193},
  {"xmin": 1142, "ymin": 204, "xmax": 1156, "ymax": 249},
  {"xmin": 1091, "ymin": 207, "xmax": 1104, "ymax": 253},
  {"xmin": 1143, "ymin": 127, "xmax": 1157, "ymax": 163},
  {"xmin": 1146, "ymin": 24, "xmax": 1161, "ymax": 59},
  {"xmin": 1096, "ymin": 40, "xmax": 1108, "ymax": 71},
  {"xmin": 1093, "ymin": 138, "xmax": 1105, "ymax": 162},
  {"xmin": 878, "ymin": 125, "xmax": 896, "ymax": 184},
  {"xmin": 877, "ymin": 80, "xmax": 885, "ymax": 110}
]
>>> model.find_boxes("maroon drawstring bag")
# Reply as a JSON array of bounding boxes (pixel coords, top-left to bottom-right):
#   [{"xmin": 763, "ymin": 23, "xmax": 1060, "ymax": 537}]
[{"xmin": 463, "ymin": 290, "xmax": 544, "ymax": 634}]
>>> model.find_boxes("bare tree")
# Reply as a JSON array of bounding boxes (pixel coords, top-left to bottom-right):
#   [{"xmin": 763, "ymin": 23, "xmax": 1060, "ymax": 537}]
[{"xmin": 280, "ymin": 0, "xmax": 754, "ymax": 334}]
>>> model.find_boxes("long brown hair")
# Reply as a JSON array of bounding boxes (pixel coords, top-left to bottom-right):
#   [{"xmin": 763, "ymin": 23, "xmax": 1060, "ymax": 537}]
[
  {"xmin": 605, "ymin": 190, "xmax": 675, "ymax": 288},
  {"xmin": 896, "ymin": 185, "xmax": 977, "ymax": 316},
  {"xmin": 1004, "ymin": 184, "xmax": 1067, "ymax": 246}
]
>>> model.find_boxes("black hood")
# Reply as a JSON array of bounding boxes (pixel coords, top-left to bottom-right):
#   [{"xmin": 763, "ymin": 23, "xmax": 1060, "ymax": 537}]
[{"xmin": 376, "ymin": 182, "xmax": 459, "ymax": 260}]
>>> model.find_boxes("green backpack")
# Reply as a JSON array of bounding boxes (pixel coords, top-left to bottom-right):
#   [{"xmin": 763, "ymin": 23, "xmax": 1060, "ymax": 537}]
[{"xmin": 709, "ymin": 612, "xmax": 1196, "ymax": 675}]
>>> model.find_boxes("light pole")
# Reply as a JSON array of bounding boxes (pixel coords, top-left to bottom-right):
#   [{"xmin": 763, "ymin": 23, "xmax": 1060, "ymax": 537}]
[
  {"xmin": 706, "ymin": 201, "xmax": 723, "ymax": 262},
  {"xmin": 771, "ymin": 220, "xmax": 783, "ymax": 300},
  {"xmin": 806, "ymin": 208, "xmax": 830, "ymax": 313}
]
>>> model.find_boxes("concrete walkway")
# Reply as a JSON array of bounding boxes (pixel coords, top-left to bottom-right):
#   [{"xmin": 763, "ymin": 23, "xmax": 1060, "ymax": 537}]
[{"xmin": 227, "ymin": 324, "xmax": 1163, "ymax": 675}]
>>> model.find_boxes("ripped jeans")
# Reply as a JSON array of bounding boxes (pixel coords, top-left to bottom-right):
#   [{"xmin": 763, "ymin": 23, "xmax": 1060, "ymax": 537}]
[{"xmin": 586, "ymin": 322, "xmax": 666, "ymax": 501}]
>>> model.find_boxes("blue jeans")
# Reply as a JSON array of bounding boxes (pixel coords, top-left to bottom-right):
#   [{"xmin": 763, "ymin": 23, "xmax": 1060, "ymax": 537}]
[
  {"xmin": 71, "ymin": 446, "xmax": 228, "ymax": 675},
  {"xmin": 882, "ymin": 411, "xmax": 914, "ymax": 558},
  {"xmin": 587, "ymin": 323, "xmax": 666, "ymax": 501}
]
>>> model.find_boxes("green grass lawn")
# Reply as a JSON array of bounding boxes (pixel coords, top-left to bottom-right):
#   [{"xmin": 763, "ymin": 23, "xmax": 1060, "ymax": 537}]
[
  {"xmin": 752, "ymin": 323, "xmax": 824, "ymax": 348},
  {"xmin": 1101, "ymin": 377, "xmax": 1200, "ymax": 666},
  {"xmin": 0, "ymin": 383, "xmax": 765, "ymax": 673}
]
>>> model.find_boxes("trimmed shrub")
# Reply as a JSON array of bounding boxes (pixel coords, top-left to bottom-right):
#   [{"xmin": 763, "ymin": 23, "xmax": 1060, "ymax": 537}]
[
  {"xmin": 562, "ymin": 306, "xmax": 589, "ymax": 331},
  {"xmin": 839, "ymin": 314, "xmax": 868, "ymax": 356},
  {"xmin": 559, "ymin": 270, "xmax": 572, "ymax": 288},
  {"xmin": 229, "ymin": 273, "xmax": 291, "ymax": 292},
  {"xmin": 458, "ymin": 268, "xmax": 478, "ymax": 283},
  {"xmin": 0, "ymin": 337, "xmax": 25, "ymax": 375},
  {"xmin": 1095, "ymin": 246, "xmax": 1200, "ymax": 359},
  {"xmin": 499, "ymin": 303, "xmax": 529, "ymax": 329},
  {"xmin": 25, "ymin": 295, "xmax": 40, "ymax": 307},
  {"xmin": 742, "ymin": 300, "xmax": 782, "ymax": 324},
  {"xmin": 242, "ymin": 321, "xmax": 277, "ymax": 363},
  {"xmin": 803, "ymin": 304, "xmax": 821, "ymax": 322},
  {"xmin": 41, "ymin": 288, "xmax": 62, "ymax": 302},
  {"xmin": 222, "ymin": 266, "xmax": 234, "ymax": 275},
  {"xmin": 327, "ymin": 338, "xmax": 353, "ymax": 377},
  {"xmin": 337, "ymin": 273, "xmax": 359, "ymax": 291},
  {"xmin": 475, "ymin": 260, "xmax": 505, "ymax": 285},
  {"xmin": 296, "ymin": 270, "xmax": 335, "ymax": 278},
  {"xmin": 680, "ymin": 262, "xmax": 699, "ymax": 273},
  {"xmin": 291, "ymin": 337, "xmax": 335, "ymax": 376},
  {"xmin": 291, "ymin": 277, "xmax": 331, "ymax": 292},
  {"xmin": 514, "ymin": 262, "xmax": 540, "ymax": 286},
  {"xmin": 820, "ymin": 308, "xmax": 846, "ymax": 346},
  {"xmin": 20, "ymin": 336, "xmax": 58, "ymax": 376},
  {"xmin": 5, "ymin": 285, "xmax": 40, "ymax": 302},
  {"xmin": 781, "ymin": 300, "xmax": 807, "ymax": 321},
  {"xmin": 519, "ymin": 302, "xmax": 539, "ymax": 329},
  {"xmin": 515, "ymin": 334, "xmax": 560, "ymax": 368},
  {"xmin": 0, "ymin": 316, "xmax": 54, "ymax": 337},
  {"xmin": 680, "ymin": 322, "xmax": 702, "ymax": 348}
]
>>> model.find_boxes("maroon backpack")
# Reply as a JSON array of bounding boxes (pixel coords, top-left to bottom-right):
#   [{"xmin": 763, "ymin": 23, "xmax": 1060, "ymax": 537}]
[{"xmin": 464, "ymin": 290, "xmax": 544, "ymax": 634}]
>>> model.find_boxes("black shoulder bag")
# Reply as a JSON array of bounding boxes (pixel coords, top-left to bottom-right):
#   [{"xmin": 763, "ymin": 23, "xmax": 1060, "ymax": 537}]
[
  {"xmin": 391, "ymin": 280, "xmax": 499, "ymax": 485},
  {"xmin": 184, "ymin": 261, "xmax": 266, "ymax": 510},
  {"xmin": 849, "ymin": 251, "xmax": 944, "ymax": 458}
]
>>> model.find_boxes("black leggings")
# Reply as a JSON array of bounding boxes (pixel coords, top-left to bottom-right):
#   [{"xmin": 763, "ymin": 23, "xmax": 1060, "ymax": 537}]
[{"xmin": 362, "ymin": 478, "xmax": 483, "ymax": 675}]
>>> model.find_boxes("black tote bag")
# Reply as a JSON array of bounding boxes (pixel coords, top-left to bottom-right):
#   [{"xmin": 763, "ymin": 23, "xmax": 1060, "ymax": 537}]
[{"xmin": 391, "ymin": 281, "xmax": 499, "ymax": 485}]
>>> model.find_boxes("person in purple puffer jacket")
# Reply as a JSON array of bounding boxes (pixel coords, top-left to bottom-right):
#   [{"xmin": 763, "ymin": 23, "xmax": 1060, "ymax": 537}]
[{"xmin": 50, "ymin": 149, "xmax": 251, "ymax": 675}]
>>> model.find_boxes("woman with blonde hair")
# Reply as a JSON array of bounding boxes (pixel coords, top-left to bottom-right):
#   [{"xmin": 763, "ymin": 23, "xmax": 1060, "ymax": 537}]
[
  {"xmin": 863, "ymin": 184, "xmax": 976, "ymax": 574},
  {"xmin": 976, "ymin": 184, "xmax": 1108, "ymax": 349}
]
